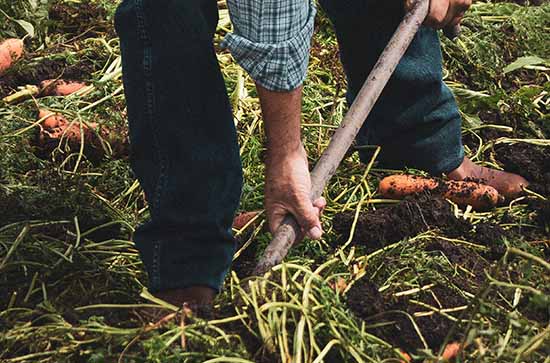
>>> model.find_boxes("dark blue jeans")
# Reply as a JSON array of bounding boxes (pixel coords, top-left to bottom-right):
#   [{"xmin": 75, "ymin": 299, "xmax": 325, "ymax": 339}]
[
  {"xmin": 115, "ymin": 0, "xmax": 242, "ymax": 292},
  {"xmin": 115, "ymin": 0, "xmax": 464, "ymax": 292},
  {"xmin": 320, "ymin": 0, "xmax": 464, "ymax": 174}
]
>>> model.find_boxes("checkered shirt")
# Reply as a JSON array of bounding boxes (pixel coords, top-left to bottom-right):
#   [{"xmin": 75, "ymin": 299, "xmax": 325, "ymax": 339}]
[{"xmin": 222, "ymin": 0, "xmax": 316, "ymax": 91}]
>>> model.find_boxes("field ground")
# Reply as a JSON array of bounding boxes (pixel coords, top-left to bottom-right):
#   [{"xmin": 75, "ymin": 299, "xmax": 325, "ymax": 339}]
[{"xmin": 0, "ymin": 0, "xmax": 549, "ymax": 362}]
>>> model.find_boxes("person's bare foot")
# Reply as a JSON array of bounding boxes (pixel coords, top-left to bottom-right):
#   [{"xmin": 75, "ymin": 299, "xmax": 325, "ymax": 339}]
[{"xmin": 448, "ymin": 157, "xmax": 529, "ymax": 199}]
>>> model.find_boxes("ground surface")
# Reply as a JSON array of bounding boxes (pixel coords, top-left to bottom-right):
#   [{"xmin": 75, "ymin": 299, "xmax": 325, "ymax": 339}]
[{"xmin": 0, "ymin": 1, "xmax": 549, "ymax": 362}]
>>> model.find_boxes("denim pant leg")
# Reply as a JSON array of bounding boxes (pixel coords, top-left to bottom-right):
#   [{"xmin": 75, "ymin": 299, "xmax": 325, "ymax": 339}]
[
  {"xmin": 115, "ymin": 0, "xmax": 242, "ymax": 292},
  {"xmin": 319, "ymin": 0, "xmax": 464, "ymax": 175}
]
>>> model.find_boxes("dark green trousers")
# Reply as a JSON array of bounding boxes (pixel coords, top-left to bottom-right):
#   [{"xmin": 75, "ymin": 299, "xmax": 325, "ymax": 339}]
[{"xmin": 115, "ymin": 0, "xmax": 464, "ymax": 292}]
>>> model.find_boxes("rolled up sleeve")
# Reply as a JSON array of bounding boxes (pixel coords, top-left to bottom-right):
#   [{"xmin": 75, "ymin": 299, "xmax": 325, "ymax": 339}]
[{"xmin": 222, "ymin": 0, "xmax": 316, "ymax": 92}]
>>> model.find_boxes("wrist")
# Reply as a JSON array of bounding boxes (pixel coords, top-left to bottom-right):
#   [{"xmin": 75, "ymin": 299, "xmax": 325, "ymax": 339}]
[{"xmin": 265, "ymin": 142, "xmax": 306, "ymax": 164}]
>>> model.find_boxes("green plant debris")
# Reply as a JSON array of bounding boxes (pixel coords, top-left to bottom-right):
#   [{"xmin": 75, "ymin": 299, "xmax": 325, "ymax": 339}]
[{"xmin": 1, "ymin": 1, "xmax": 549, "ymax": 362}]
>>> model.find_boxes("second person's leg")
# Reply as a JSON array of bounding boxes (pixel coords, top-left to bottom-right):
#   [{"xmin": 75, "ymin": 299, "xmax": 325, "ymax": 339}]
[
  {"xmin": 319, "ymin": 0, "xmax": 527, "ymax": 197},
  {"xmin": 319, "ymin": 0, "xmax": 464, "ymax": 175}
]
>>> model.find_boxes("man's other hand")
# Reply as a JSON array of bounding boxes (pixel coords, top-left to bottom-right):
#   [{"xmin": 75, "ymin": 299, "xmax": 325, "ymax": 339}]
[
  {"xmin": 406, "ymin": 0, "xmax": 471, "ymax": 29},
  {"xmin": 265, "ymin": 147, "xmax": 326, "ymax": 240}
]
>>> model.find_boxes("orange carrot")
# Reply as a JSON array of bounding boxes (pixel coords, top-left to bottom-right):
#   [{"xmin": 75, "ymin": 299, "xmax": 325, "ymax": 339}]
[
  {"xmin": 233, "ymin": 211, "xmax": 261, "ymax": 230},
  {"xmin": 0, "ymin": 38, "xmax": 24, "ymax": 74},
  {"xmin": 38, "ymin": 109, "xmax": 64, "ymax": 129},
  {"xmin": 441, "ymin": 342, "xmax": 461, "ymax": 361},
  {"xmin": 40, "ymin": 79, "xmax": 87, "ymax": 96},
  {"xmin": 444, "ymin": 180, "xmax": 500, "ymax": 210},
  {"xmin": 399, "ymin": 351, "xmax": 412, "ymax": 363},
  {"xmin": 379, "ymin": 175, "xmax": 438, "ymax": 198},
  {"xmin": 38, "ymin": 109, "xmax": 99, "ymax": 144},
  {"xmin": 379, "ymin": 175, "xmax": 500, "ymax": 210}
]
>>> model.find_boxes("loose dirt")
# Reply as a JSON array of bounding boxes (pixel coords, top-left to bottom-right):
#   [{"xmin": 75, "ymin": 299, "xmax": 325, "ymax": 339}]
[
  {"xmin": 495, "ymin": 143, "xmax": 550, "ymax": 196},
  {"xmin": 49, "ymin": 2, "xmax": 112, "ymax": 38},
  {"xmin": 232, "ymin": 233, "xmax": 259, "ymax": 280},
  {"xmin": 347, "ymin": 276, "xmax": 464, "ymax": 351},
  {"xmin": 332, "ymin": 193, "xmax": 471, "ymax": 252},
  {"xmin": 347, "ymin": 237, "xmax": 492, "ymax": 352},
  {"xmin": 0, "ymin": 57, "xmax": 95, "ymax": 98}
]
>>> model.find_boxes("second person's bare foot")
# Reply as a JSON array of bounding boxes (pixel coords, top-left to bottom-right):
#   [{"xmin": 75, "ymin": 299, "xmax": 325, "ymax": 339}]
[{"xmin": 448, "ymin": 157, "xmax": 529, "ymax": 199}]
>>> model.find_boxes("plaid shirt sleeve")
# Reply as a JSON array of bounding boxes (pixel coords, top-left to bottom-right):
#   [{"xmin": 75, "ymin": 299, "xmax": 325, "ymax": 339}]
[{"xmin": 222, "ymin": 0, "xmax": 316, "ymax": 91}]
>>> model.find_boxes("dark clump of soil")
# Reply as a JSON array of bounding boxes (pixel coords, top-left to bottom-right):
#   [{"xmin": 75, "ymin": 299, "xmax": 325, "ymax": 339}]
[
  {"xmin": 332, "ymin": 193, "xmax": 471, "ymax": 252},
  {"xmin": 0, "ymin": 57, "xmax": 96, "ymax": 98},
  {"xmin": 495, "ymin": 143, "xmax": 550, "ymax": 196},
  {"xmin": 470, "ymin": 222, "xmax": 512, "ymax": 260},
  {"xmin": 347, "ymin": 239, "xmax": 491, "ymax": 352},
  {"xmin": 347, "ymin": 277, "xmax": 466, "ymax": 352},
  {"xmin": 426, "ymin": 239, "xmax": 490, "ymax": 288},
  {"xmin": 231, "ymin": 233, "xmax": 259, "ymax": 280},
  {"xmin": 49, "ymin": 2, "xmax": 113, "ymax": 38},
  {"xmin": 528, "ymin": 199, "xmax": 550, "ymax": 232},
  {"xmin": 517, "ymin": 294, "xmax": 550, "ymax": 324}
]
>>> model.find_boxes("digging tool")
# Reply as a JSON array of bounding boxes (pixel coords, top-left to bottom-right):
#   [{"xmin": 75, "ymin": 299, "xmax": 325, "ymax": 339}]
[{"xmin": 254, "ymin": 0, "xmax": 461, "ymax": 275}]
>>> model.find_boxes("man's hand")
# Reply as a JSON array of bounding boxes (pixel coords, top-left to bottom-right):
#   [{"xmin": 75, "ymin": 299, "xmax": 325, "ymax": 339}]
[
  {"xmin": 406, "ymin": 0, "xmax": 471, "ymax": 28},
  {"xmin": 256, "ymin": 84, "xmax": 325, "ymax": 240},
  {"xmin": 265, "ymin": 147, "xmax": 326, "ymax": 239}
]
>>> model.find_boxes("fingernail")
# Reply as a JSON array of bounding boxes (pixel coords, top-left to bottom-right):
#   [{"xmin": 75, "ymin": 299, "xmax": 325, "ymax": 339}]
[{"xmin": 308, "ymin": 226, "xmax": 322, "ymax": 240}]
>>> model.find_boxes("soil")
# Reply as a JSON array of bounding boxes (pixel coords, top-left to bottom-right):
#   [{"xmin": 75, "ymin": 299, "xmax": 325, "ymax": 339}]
[
  {"xmin": 347, "ymin": 276, "xmax": 466, "ymax": 351},
  {"xmin": 231, "ymin": 230, "xmax": 261, "ymax": 280},
  {"xmin": 0, "ymin": 56, "xmax": 96, "ymax": 98},
  {"xmin": 332, "ymin": 193, "xmax": 471, "ymax": 252},
  {"xmin": 48, "ymin": 2, "xmax": 113, "ymax": 38},
  {"xmin": 425, "ymin": 239, "xmax": 490, "ymax": 288},
  {"xmin": 528, "ymin": 199, "xmax": 550, "ymax": 232},
  {"xmin": 347, "ymin": 237, "xmax": 493, "ymax": 352},
  {"xmin": 471, "ymin": 222, "xmax": 510, "ymax": 260},
  {"xmin": 494, "ymin": 143, "xmax": 550, "ymax": 196}
]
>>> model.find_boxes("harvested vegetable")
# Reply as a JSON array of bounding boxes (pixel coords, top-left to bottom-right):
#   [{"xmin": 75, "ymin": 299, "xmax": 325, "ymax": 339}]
[
  {"xmin": 441, "ymin": 342, "xmax": 462, "ymax": 361},
  {"xmin": 40, "ymin": 79, "xmax": 87, "ymax": 96},
  {"xmin": 38, "ymin": 108, "xmax": 99, "ymax": 142},
  {"xmin": 399, "ymin": 351, "xmax": 411, "ymax": 363},
  {"xmin": 0, "ymin": 38, "xmax": 23, "ymax": 75},
  {"xmin": 37, "ymin": 109, "xmax": 103, "ymax": 157},
  {"xmin": 232, "ymin": 210, "xmax": 261, "ymax": 230},
  {"xmin": 379, "ymin": 175, "xmax": 500, "ymax": 210},
  {"xmin": 400, "ymin": 342, "xmax": 461, "ymax": 363}
]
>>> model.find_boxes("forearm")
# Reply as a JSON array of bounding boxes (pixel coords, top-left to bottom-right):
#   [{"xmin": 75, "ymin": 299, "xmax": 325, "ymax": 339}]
[
  {"xmin": 257, "ymin": 83, "xmax": 324, "ymax": 239},
  {"xmin": 257, "ymin": 84, "xmax": 304, "ymax": 160}
]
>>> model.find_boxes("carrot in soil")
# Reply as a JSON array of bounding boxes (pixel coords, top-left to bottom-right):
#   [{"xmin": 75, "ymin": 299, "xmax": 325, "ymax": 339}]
[
  {"xmin": 0, "ymin": 38, "xmax": 24, "ymax": 75},
  {"xmin": 440, "ymin": 342, "xmax": 462, "ymax": 361},
  {"xmin": 232, "ymin": 211, "xmax": 261, "ymax": 230},
  {"xmin": 399, "ymin": 342, "xmax": 461, "ymax": 363},
  {"xmin": 379, "ymin": 175, "xmax": 500, "ymax": 210},
  {"xmin": 38, "ymin": 109, "xmax": 100, "ymax": 146},
  {"xmin": 40, "ymin": 79, "xmax": 87, "ymax": 96},
  {"xmin": 399, "ymin": 351, "xmax": 412, "ymax": 363}
]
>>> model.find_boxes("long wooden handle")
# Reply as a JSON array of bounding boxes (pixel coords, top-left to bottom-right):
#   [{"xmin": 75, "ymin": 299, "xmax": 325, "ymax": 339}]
[{"xmin": 253, "ymin": 0, "xmax": 432, "ymax": 275}]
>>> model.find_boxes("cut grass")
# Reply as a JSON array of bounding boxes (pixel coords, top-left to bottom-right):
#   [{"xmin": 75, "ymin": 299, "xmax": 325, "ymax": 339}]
[{"xmin": 1, "ymin": 0, "xmax": 549, "ymax": 362}]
